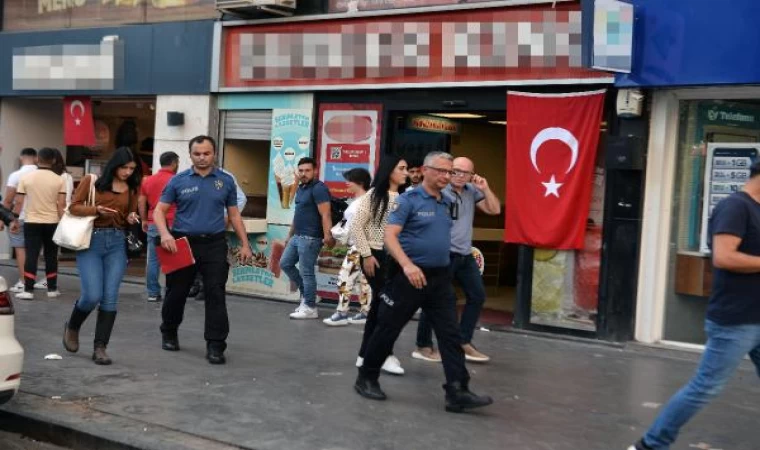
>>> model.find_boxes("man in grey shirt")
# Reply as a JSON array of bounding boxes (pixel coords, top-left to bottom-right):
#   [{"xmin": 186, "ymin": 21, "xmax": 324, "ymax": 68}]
[{"xmin": 413, "ymin": 157, "xmax": 501, "ymax": 363}]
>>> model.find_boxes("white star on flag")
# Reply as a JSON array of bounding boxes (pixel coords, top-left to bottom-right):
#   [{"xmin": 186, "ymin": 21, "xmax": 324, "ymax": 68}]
[
  {"xmin": 542, "ymin": 175, "xmax": 563, "ymax": 198},
  {"xmin": 74, "ymin": 118, "xmax": 81, "ymax": 126}
]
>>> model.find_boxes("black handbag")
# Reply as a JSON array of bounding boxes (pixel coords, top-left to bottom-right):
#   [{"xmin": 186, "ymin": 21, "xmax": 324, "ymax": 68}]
[
  {"xmin": 126, "ymin": 230, "xmax": 144, "ymax": 258},
  {"xmin": 125, "ymin": 190, "xmax": 144, "ymax": 258}
]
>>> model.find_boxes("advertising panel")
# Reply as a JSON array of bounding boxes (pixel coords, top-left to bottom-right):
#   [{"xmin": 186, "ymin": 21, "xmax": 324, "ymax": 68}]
[
  {"xmin": 313, "ymin": 103, "xmax": 382, "ymax": 300},
  {"xmin": 267, "ymin": 109, "xmax": 313, "ymax": 225},
  {"xmin": 227, "ymin": 224, "xmax": 299, "ymax": 300},
  {"xmin": 699, "ymin": 144, "xmax": 760, "ymax": 253},
  {"xmin": 317, "ymin": 104, "xmax": 382, "ymax": 198}
]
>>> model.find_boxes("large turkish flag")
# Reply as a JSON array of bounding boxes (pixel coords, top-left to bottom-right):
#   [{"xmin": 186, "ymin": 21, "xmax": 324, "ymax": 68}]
[
  {"xmin": 63, "ymin": 96, "xmax": 95, "ymax": 146},
  {"xmin": 504, "ymin": 90, "xmax": 605, "ymax": 249}
]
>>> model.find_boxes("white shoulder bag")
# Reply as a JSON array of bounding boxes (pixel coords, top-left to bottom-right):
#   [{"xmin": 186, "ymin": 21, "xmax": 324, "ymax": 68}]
[{"xmin": 53, "ymin": 174, "xmax": 98, "ymax": 251}]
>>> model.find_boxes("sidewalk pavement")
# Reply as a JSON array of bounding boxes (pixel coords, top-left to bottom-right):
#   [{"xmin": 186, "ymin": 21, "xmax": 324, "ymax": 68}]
[{"xmin": 1, "ymin": 267, "xmax": 759, "ymax": 450}]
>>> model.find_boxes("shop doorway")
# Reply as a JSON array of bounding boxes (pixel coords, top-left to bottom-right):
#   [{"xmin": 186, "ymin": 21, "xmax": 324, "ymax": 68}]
[
  {"xmin": 62, "ymin": 98, "xmax": 157, "ymax": 278},
  {"xmin": 388, "ymin": 111, "xmax": 517, "ymax": 328}
]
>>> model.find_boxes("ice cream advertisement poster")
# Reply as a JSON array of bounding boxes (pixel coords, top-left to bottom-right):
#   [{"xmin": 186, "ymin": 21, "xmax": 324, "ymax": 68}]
[
  {"xmin": 227, "ymin": 225, "xmax": 299, "ymax": 300},
  {"xmin": 268, "ymin": 109, "xmax": 313, "ymax": 225},
  {"xmin": 317, "ymin": 103, "xmax": 382, "ymax": 198}
]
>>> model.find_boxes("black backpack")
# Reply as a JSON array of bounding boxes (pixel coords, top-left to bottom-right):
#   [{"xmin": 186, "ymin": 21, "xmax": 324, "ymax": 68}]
[{"xmin": 330, "ymin": 197, "xmax": 349, "ymax": 225}]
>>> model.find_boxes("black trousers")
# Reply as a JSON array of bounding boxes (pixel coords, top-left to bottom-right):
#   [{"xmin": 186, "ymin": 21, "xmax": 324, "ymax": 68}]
[
  {"xmin": 361, "ymin": 263, "xmax": 469, "ymax": 385},
  {"xmin": 160, "ymin": 233, "xmax": 230, "ymax": 351},
  {"xmin": 23, "ymin": 222, "xmax": 59, "ymax": 292},
  {"xmin": 358, "ymin": 248, "xmax": 389, "ymax": 358}
]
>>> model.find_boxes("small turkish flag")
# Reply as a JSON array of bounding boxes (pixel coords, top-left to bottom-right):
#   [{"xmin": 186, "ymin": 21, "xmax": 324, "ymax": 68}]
[
  {"xmin": 504, "ymin": 90, "xmax": 605, "ymax": 249},
  {"xmin": 63, "ymin": 96, "xmax": 95, "ymax": 146}
]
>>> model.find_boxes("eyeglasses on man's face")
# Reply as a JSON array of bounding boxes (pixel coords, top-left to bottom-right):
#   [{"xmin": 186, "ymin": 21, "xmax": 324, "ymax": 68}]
[
  {"xmin": 452, "ymin": 169, "xmax": 474, "ymax": 178},
  {"xmin": 425, "ymin": 165, "xmax": 455, "ymax": 176}
]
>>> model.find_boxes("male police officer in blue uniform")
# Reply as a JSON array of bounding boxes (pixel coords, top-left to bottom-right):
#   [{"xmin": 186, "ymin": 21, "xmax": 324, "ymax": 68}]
[
  {"xmin": 153, "ymin": 135, "xmax": 253, "ymax": 365},
  {"xmin": 354, "ymin": 151, "xmax": 493, "ymax": 413}
]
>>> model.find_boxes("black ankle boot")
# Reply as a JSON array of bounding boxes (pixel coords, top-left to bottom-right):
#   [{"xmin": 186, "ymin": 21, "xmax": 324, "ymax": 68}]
[
  {"xmin": 443, "ymin": 381, "xmax": 493, "ymax": 413},
  {"xmin": 162, "ymin": 332, "xmax": 180, "ymax": 351},
  {"xmin": 92, "ymin": 310, "xmax": 117, "ymax": 365},
  {"xmin": 63, "ymin": 306, "xmax": 90, "ymax": 353},
  {"xmin": 354, "ymin": 369, "xmax": 386, "ymax": 401}
]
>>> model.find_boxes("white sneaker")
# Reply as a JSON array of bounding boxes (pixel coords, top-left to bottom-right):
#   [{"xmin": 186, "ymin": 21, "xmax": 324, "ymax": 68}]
[
  {"xmin": 289, "ymin": 304, "xmax": 318, "ymax": 320},
  {"xmin": 34, "ymin": 280, "xmax": 48, "ymax": 290},
  {"xmin": 15, "ymin": 291, "xmax": 34, "ymax": 300},
  {"xmin": 356, "ymin": 356, "xmax": 364, "ymax": 368},
  {"xmin": 47, "ymin": 291, "xmax": 62, "ymax": 298},
  {"xmin": 381, "ymin": 355, "xmax": 405, "ymax": 376},
  {"xmin": 10, "ymin": 280, "xmax": 24, "ymax": 293}
]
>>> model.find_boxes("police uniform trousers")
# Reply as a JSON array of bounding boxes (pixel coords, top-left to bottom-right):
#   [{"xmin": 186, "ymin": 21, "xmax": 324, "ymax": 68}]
[
  {"xmin": 160, "ymin": 232, "xmax": 230, "ymax": 351},
  {"xmin": 361, "ymin": 262, "xmax": 469, "ymax": 384}
]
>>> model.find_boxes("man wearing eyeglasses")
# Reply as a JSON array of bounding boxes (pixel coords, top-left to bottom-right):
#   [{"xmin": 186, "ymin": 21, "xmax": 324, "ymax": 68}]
[
  {"xmin": 354, "ymin": 151, "xmax": 493, "ymax": 413},
  {"xmin": 414, "ymin": 157, "xmax": 501, "ymax": 363}
]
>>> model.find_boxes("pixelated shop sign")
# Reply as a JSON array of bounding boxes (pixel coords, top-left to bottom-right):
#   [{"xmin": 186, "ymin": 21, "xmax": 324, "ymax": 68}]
[{"xmin": 220, "ymin": 4, "xmax": 609, "ymax": 90}]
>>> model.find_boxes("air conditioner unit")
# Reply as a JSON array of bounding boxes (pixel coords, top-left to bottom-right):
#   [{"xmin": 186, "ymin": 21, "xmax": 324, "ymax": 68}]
[{"xmin": 216, "ymin": 0, "xmax": 296, "ymax": 17}]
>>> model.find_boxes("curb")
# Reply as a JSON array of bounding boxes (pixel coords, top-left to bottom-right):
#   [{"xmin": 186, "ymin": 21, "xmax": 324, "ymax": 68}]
[{"xmin": 0, "ymin": 392, "xmax": 253, "ymax": 450}]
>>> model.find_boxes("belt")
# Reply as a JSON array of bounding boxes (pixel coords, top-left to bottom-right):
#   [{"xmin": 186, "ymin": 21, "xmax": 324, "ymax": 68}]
[{"xmin": 173, "ymin": 232, "xmax": 226, "ymax": 242}]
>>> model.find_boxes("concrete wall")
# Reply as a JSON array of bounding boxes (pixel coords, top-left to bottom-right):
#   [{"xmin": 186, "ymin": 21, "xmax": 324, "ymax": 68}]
[
  {"xmin": 0, "ymin": 98, "xmax": 64, "ymax": 258},
  {"xmin": 153, "ymin": 95, "xmax": 214, "ymax": 173}
]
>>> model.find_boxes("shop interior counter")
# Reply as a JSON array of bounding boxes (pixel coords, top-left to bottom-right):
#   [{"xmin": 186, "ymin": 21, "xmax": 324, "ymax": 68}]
[
  {"xmin": 227, "ymin": 218, "xmax": 267, "ymax": 234},
  {"xmin": 675, "ymin": 251, "xmax": 712, "ymax": 297}
]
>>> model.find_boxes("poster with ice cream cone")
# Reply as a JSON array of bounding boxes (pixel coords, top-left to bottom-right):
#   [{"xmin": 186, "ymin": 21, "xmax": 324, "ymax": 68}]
[
  {"xmin": 267, "ymin": 109, "xmax": 313, "ymax": 225},
  {"xmin": 227, "ymin": 224, "xmax": 299, "ymax": 300}
]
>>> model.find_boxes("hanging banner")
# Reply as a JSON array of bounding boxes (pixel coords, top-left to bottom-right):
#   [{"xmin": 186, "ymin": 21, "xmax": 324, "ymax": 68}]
[
  {"xmin": 267, "ymin": 109, "xmax": 313, "ymax": 226},
  {"xmin": 63, "ymin": 96, "xmax": 96, "ymax": 146},
  {"xmin": 505, "ymin": 90, "xmax": 606, "ymax": 249}
]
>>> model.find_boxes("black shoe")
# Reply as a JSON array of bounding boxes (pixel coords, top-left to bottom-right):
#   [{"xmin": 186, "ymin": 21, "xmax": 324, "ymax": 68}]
[
  {"xmin": 162, "ymin": 334, "xmax": 180, "ymax": 351},
  {"xmin": 443, "ymin": 381, "xmax": 493, "ymax": 413},
  {"xmin": 194, "ymin": 290, "xmax": 205, "ymax": 302},
  {"xmin": 354, "ymin": 373, "xmax": 386, "ymax": 401},
  {"xmin": 206, "ymin": 347, "xmax": 226, "ymax": 365},
  {"xmin": 628, "ymin": 439, "xmax": 652, "ymax": 450}
]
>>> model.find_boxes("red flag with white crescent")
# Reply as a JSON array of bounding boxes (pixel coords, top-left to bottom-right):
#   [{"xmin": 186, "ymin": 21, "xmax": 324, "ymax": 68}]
[
  {"xmin": 504, "ymin": 90, "xmax": 606, "ymax": 249},
  {"xmin": 63, "ymin": 96, "xmax": 95, "ymax": 146}
]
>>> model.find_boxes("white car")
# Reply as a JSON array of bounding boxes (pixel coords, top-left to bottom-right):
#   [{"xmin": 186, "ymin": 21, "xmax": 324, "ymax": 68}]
[{"xmin": 0, "ymin": 276, "xmax": 23, "ymax": 405}]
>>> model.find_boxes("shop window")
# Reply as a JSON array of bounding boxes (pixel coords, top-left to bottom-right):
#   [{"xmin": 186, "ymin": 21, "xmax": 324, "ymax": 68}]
[
  {"xmin": 222, "ymin": 139, "xmax": 270, "ymax": 219},
  {"xmin": 665, "ymin": 100, "xmax": 760, "ymax": 344},
  {"xmin": 529, "ymin": 166, "xmax": 605, "ymax": 333}
]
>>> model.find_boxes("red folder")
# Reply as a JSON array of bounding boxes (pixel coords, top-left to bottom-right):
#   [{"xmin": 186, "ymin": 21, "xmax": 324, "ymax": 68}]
[{"xmin": 156, "ymin": 237, "xmax": 196, "ymax": 274}]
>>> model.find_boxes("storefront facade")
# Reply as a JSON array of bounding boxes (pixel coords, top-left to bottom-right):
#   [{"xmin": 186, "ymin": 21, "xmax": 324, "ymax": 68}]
[
  {"xmin": 618, "ymin": 1, "xmax": 760, "ymax": 346},
  {"xmin": 212, "ymin": 1, "xmax": 644, "ymax": 340},
  {"xmin": 0, "ymin": 19, "xmax": 216, "ymax": 259}
]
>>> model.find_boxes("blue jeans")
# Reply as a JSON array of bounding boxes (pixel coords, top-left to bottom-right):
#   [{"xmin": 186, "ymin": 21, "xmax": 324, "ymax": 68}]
[
  {"xmin": 416, "ymin": 253, "xmax": 485, "ymax": 347},
  {"xmin": 280, "ymin": 235, "xmax": 323, "ymax": 308},
  {"xmin": 75, "ymin": 228, "xmax": 128, "ymax": 313},
  {"xmin": 145, "ymin": 224, "xmax": 161, "ymax": 297},
  {"xmin": 643, "ymin": 320, "xmax": 760, "ymax": 449}
]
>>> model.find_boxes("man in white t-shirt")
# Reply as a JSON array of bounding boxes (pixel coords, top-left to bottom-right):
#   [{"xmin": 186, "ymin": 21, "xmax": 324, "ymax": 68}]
[{"xmin": 1, "ymin": 148, "xmax": 37, "ymax": 292}]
